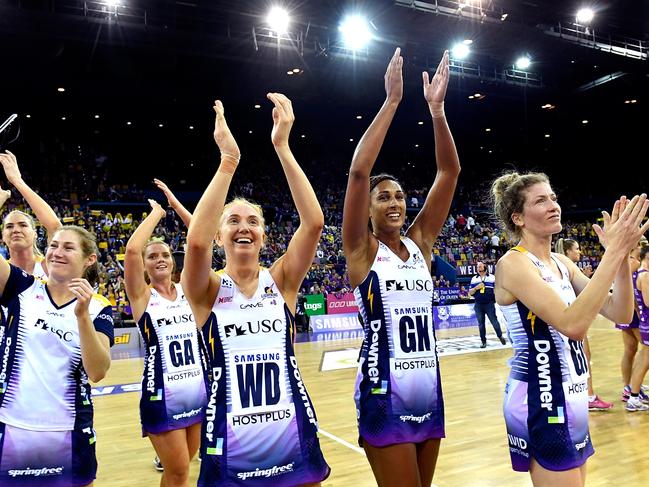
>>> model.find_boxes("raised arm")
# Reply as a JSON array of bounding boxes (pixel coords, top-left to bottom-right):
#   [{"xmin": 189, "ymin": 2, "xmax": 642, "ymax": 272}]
[
  {"xmin": 124, "ymin": 199, "xmax": 166, "ymax": 320},
  {"xmin": 267, "ymin": 93, "xmax": 324, "ymax": 306},
  {"xmin": 182, "ymin": 100, "xmax": 239, "ymax": 325},
  {"xmin": 497, "ymin": 195, "xmax": 649, "ymax": 340},
  {"xmin": 0, "ymin": 151, "xmax": 62, "ymax": 238},
  {"xmin": 154, "ymin": 178, "xmax": 192, "ymax": 227},
  {"xmin": 0, "ymin": 190, "xmax": 12, "ymax": 295},
  {"xmin": 407, "ymin": 51, "xmax": 461, "ymax": 256},
  {"xmin": 342, "ymin": 48, "xmax": 403, "ymax": 281}
]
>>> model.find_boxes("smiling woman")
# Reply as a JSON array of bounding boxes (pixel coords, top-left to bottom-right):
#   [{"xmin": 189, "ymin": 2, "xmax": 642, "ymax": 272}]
[
  {"xmin": 0, "ymin": 151, "xmax": 62, "ymax": 279},
  {"xmin": 182, "ymin": 93, "xmax": 330, "ymax": 486},
  {"xmin": 0, "ymin": 225, "xmax": 114, "ymax": 486},
  {"xmin": 124, "ymin": 198, "xmax": 206, "ymax": 487}
]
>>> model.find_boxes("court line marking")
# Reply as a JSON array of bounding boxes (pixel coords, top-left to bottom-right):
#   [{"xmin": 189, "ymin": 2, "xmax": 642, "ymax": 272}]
[{"xmin": 319, "ymin": 428, "xmax": 365, "ymax": 455}]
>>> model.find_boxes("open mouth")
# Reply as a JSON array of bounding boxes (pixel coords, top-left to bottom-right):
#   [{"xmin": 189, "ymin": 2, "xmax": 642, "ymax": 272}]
[
  {"xmin": 234, "ymin": 238, "xmax": 253, "ymax": 244},
  {"xmin": 387, "ymin": 212, "xmax": 401, "ymax": 220},
  {"xmin": 155, "ymin": 264, "xmax": 168, "ymax": 270}
]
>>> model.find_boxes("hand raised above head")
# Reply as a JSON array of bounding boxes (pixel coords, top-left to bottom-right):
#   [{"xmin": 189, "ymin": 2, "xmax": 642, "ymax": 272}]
[
  {"xmin": 213, "ymin": 99, "xmax": 240, "ymax": 159},
  {"xmin": 423, "ymin": 50, "xmax": 450, "ymax": 105},
  {"xmin": 0, "ymin": 150, "xmax": 23, "ymax": 185},
  {"xmin": 267, "ymin": 92, "xmax": 295, "ymax": 148},
  {"xmin": 384, "ymin": 47, "xmax": 403, "ymax": 104}
]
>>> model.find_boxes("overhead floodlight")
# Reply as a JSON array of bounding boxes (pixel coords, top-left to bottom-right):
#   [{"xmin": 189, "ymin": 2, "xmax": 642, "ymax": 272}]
[
  {"xmin": 267, "ymin": 6, "xmax": 290, "ymax": 34},
  {"xmin": 451, "ymin": 42, "xmax": 470, "ymax": 60},
  {"xmin": 515, "ymin": 56, "xmax": 531, "ymax": 70},
  {"xmin": 576, "ymin": 8, "xmax": 594, "ymax": 24},
  {"xmin": 105, "ymin": 0, "xmax": 120, "ymax": 6},
  {"xmin": 339, "ymin": 15, "xmax": 373, "ymax": 50}
]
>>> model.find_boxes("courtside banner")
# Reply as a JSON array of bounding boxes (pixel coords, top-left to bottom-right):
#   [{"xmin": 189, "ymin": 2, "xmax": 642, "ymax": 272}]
[
  {"xmin": 433, "ymin": 286, "xmax": 461, "ymax": 302},
  {"xmin": 113, "ymin": 326, "xmax": 142, "ymax": 351},
  {"xmin": 326, "ymin": 292, "xmax": 358, "ymax": 314},
  {"xmin": 310, "ymin": 312, "xmax": 362, "ymax": 333},
  {"xmin": 434, "ymin": 303, "xmax": 505, "ymax": 330},
  {"xmin": 304, "ymin": 293, "xmax": 326, "ymax": 316}
]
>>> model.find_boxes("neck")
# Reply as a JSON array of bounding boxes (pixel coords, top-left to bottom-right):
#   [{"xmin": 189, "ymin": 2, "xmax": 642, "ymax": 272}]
[
  {"xmin": 46, "ymin": 277, "xmax": 76, "ymax": 304},
  {"xmin": 374, "ymin": 229, "xmax": 402, "ymax": 253},
  {"xmin": 518, "ymin": 233, "xmax": 553, "ymax": 262},
  {"xmin": 224, "ymin": 260, "xmax": 260, "ymax": 284},
  {"xmin": 152, "ymin": 278, "xmax": 175, "ymax": 296},
  {"xmin": 9, "ymin": 247, "xmax": 37, "ymax": 273}
]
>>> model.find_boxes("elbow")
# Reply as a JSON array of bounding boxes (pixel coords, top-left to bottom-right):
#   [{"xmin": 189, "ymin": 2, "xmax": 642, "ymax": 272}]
[
  {"xmin": 307, "ymin": 215, "xmax": 325, "ymax": 236},
  {"xmin": 125, "ymin": 245, "xmax": 141, "ymax": 256},
  {"xmin": 186, "ymin": 235, "xmax": 211, "ymax": 253},
  {"xmin": 88, "ymin": 367, "xmax": 109, "ymax": 383}
]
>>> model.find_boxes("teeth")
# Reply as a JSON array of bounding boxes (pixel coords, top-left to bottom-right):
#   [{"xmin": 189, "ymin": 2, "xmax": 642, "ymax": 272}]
[{"xmin": 235, "ymin": 238, "xmax": 252, "ymax": 244}]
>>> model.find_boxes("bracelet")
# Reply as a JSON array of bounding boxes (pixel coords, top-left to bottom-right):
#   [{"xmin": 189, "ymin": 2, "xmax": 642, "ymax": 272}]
[{"xmin": 429, "ymin": 101, "xmax": 445, "ymax": 119}]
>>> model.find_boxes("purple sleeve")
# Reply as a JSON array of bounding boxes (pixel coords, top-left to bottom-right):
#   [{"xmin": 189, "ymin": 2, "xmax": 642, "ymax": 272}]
[
  {"xmin": 0, "ymin": 265, "xmax": 36, "ymax": 306},
  {"xmin": 94, "ymin": 305, "xmax": 115, "ymax": 346}
]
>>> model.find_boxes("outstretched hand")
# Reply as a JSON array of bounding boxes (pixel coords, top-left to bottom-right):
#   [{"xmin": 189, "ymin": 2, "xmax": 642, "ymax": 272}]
[
  {"xmin": 213, "ymin": 100, "xmax": 240, "ymax": 158},
  {"xmin": 593, "ymin": 194, "xmax": 649, "ymax": 253},
  {"xmin": 384, "ymin": 47, "xmax": 403, "ymax": 104},
  {"xmin": 267, "ymin": 93, "xmax": 295, "ymax": 148},
  {"xmin": 0, "ymin": 150, "xmax": 23, "ymax": 185},
  {"xmin": 423, "ymin": 50, "xmax": 449, "ymax": 104},
  {"xmin": 154, "ymin": 178, "xmax": 178, "ymax": 206},
  {"xmin": 148, "ymin": 198, "xmax": 166, "ymax": 218}
]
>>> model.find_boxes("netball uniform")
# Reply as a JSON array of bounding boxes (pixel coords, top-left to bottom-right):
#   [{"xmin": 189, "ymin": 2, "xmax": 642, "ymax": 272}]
[
  {"xmin": 137, "ymin": 283, "xmax": 206, "ymax": 436},
  {"xmin": 6, "ymin": 257, "xmax": 47, "ymax": 281},
  {"xmin": 635, "ymin": 269, "xmax": 649, "ymax": 345},
  {"xmin": 615, "ymin": 270, "xmax": 640, "ymax": 330},
  {"xmin": 500, "ymin": 247, "xmax": 593, "ymax": 472},
  {"xmin": 353, "ymin": 238, "xmax": 444, "ymax": 447},
  {"xmin": 0, "ymin": 265, "xmax": 114, "ymax": 486},
  {"xmin": 198, "ymin": 269, "xmax": 329, "ymax": 486}
]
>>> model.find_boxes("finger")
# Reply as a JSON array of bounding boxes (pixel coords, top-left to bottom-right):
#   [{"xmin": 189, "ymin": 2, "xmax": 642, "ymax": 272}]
[
  {"xmin": 633, "ymin": 198, "xmax": 649, "ymax": 229},
  {"xmin": 630, "ymin": 194, "xmax": 647, "ymax": 222},
  {"xmin": 639, "ymin": 218, "xmax": 649, "ymax": 237},
  {"xmin": 268, "ymin": 93, "xmax": 288, "ymax": 116},
  {"xmin": 422, "ymin": 71, "xmax": 429, "ymax": 86},
  {"xmin": 620, "ymin": 195, "xmax": 639, "ymax": 220},
  {"xmin": 601, "ymin": 211, "xmax": 611, "ymax": 228},
  {"xmin": 610, "ymin": 199, "xmax": 621, "ymax": 222},
  {"xmin": 592, "ymin": 224, "xmax": 604, "ymax": 241}
]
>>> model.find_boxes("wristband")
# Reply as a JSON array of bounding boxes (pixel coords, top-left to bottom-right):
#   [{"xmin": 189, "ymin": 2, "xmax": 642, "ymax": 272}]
[
  {"xmin": 217, "ymin": 153, "xmax": 240, "ymax": 175},
  {"xmin": 429, "ymin": 101, "xmax": 445, "ymax": 119}
]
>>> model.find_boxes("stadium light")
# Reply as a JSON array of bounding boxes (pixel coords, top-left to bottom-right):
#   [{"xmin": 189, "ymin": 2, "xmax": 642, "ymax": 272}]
[
  {"xmin": 515, "ymin": 56, "xmax": 531, "ymax": 70},
  {"xmin": 105, "ymin": 0, "xmax": 120, "ymax": 6},
  {"xmin": 266, "ymin": 6, "xmax": 290, "ymax": 34},
  {"xmin": 451, "ymin": 41, "xmax": 471, "ymax": 60},
  {"xmin": 576, "ymin": 8, "xmax": 594, "ymax": 24},
  {"xmin": 339, "ymin": 15, "xmax": 373, "ymax": 50}
]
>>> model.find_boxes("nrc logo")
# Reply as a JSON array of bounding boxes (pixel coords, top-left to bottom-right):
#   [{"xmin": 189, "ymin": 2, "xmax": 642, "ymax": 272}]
[{"xmin": 218, "ymin": 296, "xmax": 233, "ymax": 304}]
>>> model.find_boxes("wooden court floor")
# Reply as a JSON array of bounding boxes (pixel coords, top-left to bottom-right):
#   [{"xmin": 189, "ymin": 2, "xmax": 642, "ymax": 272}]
[{"xmin": 93, "ymin": 317, "xmax": 649, "ymax": 486}]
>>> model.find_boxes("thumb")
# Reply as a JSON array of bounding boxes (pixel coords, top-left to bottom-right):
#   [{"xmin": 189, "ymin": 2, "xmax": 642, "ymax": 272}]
[
  {"xmin": 422, "ymin": 71, "xmax": 429, "ymax": 85},
  {"xmin": 601, "ymin": 211, "xmax": 611, "ymax": 227}
]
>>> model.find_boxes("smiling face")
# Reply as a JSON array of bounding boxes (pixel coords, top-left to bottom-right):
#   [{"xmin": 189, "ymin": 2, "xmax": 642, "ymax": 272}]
[
  {"xmin": 217, "ymin": 201, "xmax": 266, "ymax": 261},
  {"xmin": 144, "ymin": 242, "xmax": 174, "ymax": 283},
  {"xmin": 46, "ymin": 229, "xmax": 96, "ymax": 281},
  {"xmin": 512, "ymin": 182, "xmax": 562, "ymax": 238},
  {"xmin": 369, "ymin": 179, "xmax": 407, "ymax": 234},
  {"xmin": 2, "ymin": 211, "xmax": 37, "ymax": 252}
]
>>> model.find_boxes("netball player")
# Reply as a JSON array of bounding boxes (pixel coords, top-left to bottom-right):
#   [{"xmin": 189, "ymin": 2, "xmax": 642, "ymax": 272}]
[
  {"xmin": 626, "ymin": 244, "xmax": 649, "ymax": 411},
  {"xmin": 124, "ymin": 199, "xmax": 206, "ymax": 486},
  {"xmin": 493, "ymin": 172, "xmax": 648, "ymax": 485},
  {"xmin": 0, "ymin": 225, "xmax": 113, "ymax": 486},
  {"xmin": 182, "ymin": 94, "xmax": 329, "ymax": 486},
  {"xmin": 554, "ymin": 238, "xmax": 613, "ymax": 410},
  {"xmin": 342, "ymin": 48, "xmax": 460, "ymax": 486},
  {"xmin": 0, "ymin": 151, "xmax": 61, "ymax": 278}
]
